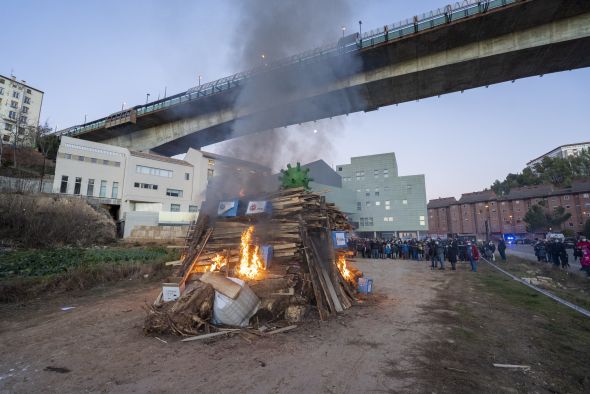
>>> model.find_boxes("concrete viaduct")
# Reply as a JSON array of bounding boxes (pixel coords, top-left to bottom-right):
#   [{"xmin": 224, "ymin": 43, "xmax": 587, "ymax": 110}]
[{"xmin": 63, "ymin": 0, "xmax": 590, "ymax": 156}]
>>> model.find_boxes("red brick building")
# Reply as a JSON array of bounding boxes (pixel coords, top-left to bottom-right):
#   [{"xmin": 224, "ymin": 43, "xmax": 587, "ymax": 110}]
[{"xmin": 428, "ymin": 180, "xmax": 590, "ymax": 239}]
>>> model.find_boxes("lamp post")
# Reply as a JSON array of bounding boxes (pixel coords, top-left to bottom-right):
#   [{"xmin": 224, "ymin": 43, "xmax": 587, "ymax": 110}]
[
  {"xmin": 198, "ymin": 75, "xmax": 202, "ymax": 87},
  {"xmin": 146, "ymin": 93, "xmax": 150, "ymax": 104},
  {"xmin": 341, "ymin": 26, "xmax": 346, "ymax": 38},
  {"xmin": 121, "ymin": 102, "xmax": 126, "ymax": 111},
  {"xmin": 358, "ymin": 20, "xmax": 363, "ymax": 45}
]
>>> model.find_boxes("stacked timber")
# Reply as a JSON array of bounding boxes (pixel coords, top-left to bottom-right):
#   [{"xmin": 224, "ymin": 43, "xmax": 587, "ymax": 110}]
[{"xmin": 174, "ymin": 187, "xmax": 359, "ymax": 325}]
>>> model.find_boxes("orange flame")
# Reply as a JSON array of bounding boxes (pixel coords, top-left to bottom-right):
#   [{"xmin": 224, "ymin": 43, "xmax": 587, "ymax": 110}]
[
  {"xmin": 337, "ymin": 255, "xmax": 354, "ymax": 283},
  {"xmin": 237, "ymin": 226, "xmax": 265, "ymax": 280},
  {"xmin": 209, "ymin": 253, "xmax": 227, "ymax": 272}
]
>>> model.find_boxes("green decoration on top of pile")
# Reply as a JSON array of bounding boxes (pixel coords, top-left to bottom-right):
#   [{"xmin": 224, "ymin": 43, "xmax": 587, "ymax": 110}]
[{"xmin": 279, "ymin": 162, "xmax": 313, "ymax": 190}]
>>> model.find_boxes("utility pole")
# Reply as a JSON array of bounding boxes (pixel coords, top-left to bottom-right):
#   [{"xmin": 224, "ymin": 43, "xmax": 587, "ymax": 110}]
[{"xmin": 146, "ymin": 93, "xmax": 150, "ymax": 104}]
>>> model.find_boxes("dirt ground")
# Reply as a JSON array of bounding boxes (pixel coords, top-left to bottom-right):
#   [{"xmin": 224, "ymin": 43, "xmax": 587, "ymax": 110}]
[{"xmin": 1, "ymin": 258, "xmax": 589, "ymax": 393}]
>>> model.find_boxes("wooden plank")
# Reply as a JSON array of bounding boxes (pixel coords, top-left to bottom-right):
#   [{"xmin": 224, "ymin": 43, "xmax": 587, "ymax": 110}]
[
  {"xmin": 180, "ymin": 227, "xmax": 214, "ymax": 286},
  {"xmin": 264, "ymin": 325, "xmax": 297, "ymax": 335},
  {"xmin": 165, "ymin": 260, "xmax": 182, "ymax": 266},
  {"xmin": 181, "ymin": 330, "xmax": 241, "ymax": 342},
  {"xmin": 200, "ymin": 272, "xmax": 242, "ymax": 299}
]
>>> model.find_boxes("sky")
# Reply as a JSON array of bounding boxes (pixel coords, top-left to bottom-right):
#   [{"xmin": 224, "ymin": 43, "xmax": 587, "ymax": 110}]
[{"xmin": 3, "ymin": 0, "xmax": 589, "ymax": 200}]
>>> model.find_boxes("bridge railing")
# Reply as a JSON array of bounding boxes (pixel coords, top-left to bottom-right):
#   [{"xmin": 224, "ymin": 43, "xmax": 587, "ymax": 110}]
[{"xmin": 63, "ymin": 0, "xmax": 517, "ymax": 137}]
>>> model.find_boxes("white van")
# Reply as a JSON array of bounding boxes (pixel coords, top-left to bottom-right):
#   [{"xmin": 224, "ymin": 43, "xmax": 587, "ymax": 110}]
[{"xmin": 545, "ymin": 232, "xmax": 565, "ymax": 241}]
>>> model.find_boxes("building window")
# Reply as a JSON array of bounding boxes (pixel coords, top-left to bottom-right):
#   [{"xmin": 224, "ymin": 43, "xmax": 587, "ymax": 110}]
[
  {"xmin": 375, "ymin": 188, "xmax": 379, "ymax": 196},
  {"xmin": 207, "ymin": 168, "xmax": 214, "ymax": 178},
  {"xmin": 2, "ymin": 135, "xmax": 9, "ymax": 142},
  {"xmin": 78, "ymin": 155, "xmax": 85, "ymax": 161},
  {"xmin": 402, "ymin": 200, "xmax": 408, "ymax": 205},
  {"xmin": 91, "ymin": 158, "xmax": 97, "ymax": 163},
  {"xmin": 583, "ymin": 193, "xmax": 589, "ymax": 198},
  {"xmin": 60, "ymin": 176, "xmax": 68, "ymax": 193},
  {"xmin": 0, "ymin": 87, "xmax": 4, "ymax": 95},
  {"xmin": 170, "ymin": 204, "xmax": 180, "ymax": 212},
  {"xmin": 73, "ymin": 177, "xmax": 82, "ymax": 195},
  {"xmin": 21, "ymin": 106, "xmax": 29, "ymax": 114},
  {"xmin": 26, "ymin": 88, "xmax": 31, "ymax": 94},
  {"xmin": 357, "ymin": 202, "xmax": 362, "ymax": 211},
  {"xmin": 189, "ymin": 205, "xmax": 199, "ymax": 212},
  {"xmin": 375, "ymin": 201, "xmax": 381, "ymax": 206},
  {"xmin": 385, "ymin": 200, "xmax": 391, "ymax": 210},
  {"xmin": 87, "ymin": 179, "xmax": 95, "ymax": 196},
  {"xmin": 134, "ymin": 182, "xmax": 158, "ymax": 190},
  {"xmin": 366, "ymin": 201, "xmax": 371, "ymax": 207},
  {"xmin": 10, "ymin": 100, "xmax": 18, "ymax": 109},
  {"xmin": 563, "ymin": 195, "xmax": 570, "ymax": 200},
  {"xmin": 12, "ymin": 91, "xmax": 19, "ymax": 99},
  {"xmin": 103, "ymin": 160, "xmax": 110, "ymax": 165},
  {"xmin": 136, "ymin": 165, "xmax": 173, "ymax": 178},
  {"xmin": 166, "ymin": 188, "xmax": 183, "ymax": 197},
  {"xmin": 383, "ymin": 169, "xmax": 389, "ymax": 178},
  {"xmin": 19, "ymin": 116, "xmax": 27, "ymax": 124},
  {"xmin": 65, "ymin": 153, "xmax": 71, "ymax": 159},
  {"xmin": 99, "ymin": 180, "xmax": 107, "ymax": 197},
  {"xmin": 24, "ymin": 96, "xmax": 31, "ymax": 104},
  {"xmin": 4, "ymin": 123, "xmax": 12, "ymax": 131},
  {"xmin": 8, "ymin": 111, "xmax": 16, "ymax": 120},
  {"xmin": 185, "ymin": 173, "xmax": 190, "ymax": 180},
  {"xmin": 111, "ymin": 182, "xmax": 119, "ymax": 198}
]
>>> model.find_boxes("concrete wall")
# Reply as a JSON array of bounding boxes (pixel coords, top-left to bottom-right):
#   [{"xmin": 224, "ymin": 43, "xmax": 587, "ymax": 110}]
[
  {"xmin": 127, "ymin": 225, "xmax": 189, "ymax": 244},
  {"xmin": 0, "ymin": 175, "xmax": 53, "ymax": 193}
]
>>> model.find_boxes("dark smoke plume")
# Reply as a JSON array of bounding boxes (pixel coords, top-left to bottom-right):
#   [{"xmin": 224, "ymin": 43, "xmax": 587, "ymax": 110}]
[{"xmin": 206, "ymin": 0, "xmax": 363, "ymax": 204}]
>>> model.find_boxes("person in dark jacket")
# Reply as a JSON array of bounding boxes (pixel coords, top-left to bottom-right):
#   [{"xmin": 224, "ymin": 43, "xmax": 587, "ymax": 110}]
[
  {"xmin": 448, "ymin": 238, "xmax": 459, "ymax": 270},
  {"xmin": 498, "ymin": 239, "xmax": 507, "ymax": 261},
  {"xmin": 551, "ymin": 239, "xmax": 561, "ymax": 266}
]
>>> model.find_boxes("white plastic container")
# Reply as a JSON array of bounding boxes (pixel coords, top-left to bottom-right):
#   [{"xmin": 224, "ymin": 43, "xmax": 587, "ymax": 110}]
[{"xmin": 212, "ymin": 277, "xmax": 260, "ymax": 327}]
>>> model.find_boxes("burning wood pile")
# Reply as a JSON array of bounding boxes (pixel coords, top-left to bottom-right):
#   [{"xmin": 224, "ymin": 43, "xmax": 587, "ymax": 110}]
[{"xmin": 144, "ymin": 187, "xmax": 363, "ymax": 338}]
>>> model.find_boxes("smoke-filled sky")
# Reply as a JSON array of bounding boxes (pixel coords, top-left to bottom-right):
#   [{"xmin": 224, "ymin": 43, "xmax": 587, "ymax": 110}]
[{"xmin": 3, "ymin": 0, "xmax": 589, "ymax": 200}]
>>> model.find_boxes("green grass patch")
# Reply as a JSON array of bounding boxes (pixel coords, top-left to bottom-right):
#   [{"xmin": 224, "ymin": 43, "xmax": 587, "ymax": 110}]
[
  {"xmin": 0, "ymin": 247, "xmax": 171, "ymax": 279},
  {"xmin": 0, "ymin": 247, "xmax": 180, "ymax": 302}
]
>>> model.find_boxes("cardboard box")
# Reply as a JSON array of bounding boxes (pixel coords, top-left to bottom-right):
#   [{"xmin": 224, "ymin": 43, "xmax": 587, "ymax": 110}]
[
  {"xmin": 217, "ymin": 200, "xmax": 239, "ymax": 217},
  {"xmin": 162, "ymin": 281, "xmax": 185, "ymax": 302},
  {"xmin": 358, "ymin": 277, "xmax": 373, "ymax": 294},
  {"xmin": 246, "ymin": 200, "xmax": 272, "ymax": 215}
]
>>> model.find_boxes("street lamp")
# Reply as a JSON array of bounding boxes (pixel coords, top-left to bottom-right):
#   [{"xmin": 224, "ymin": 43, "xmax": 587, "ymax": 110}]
[
  {"xmin": 146, "ymin": 93, "xmax": 150, "ymax": 104},
  {"xmin": 121, "ymin": 102, "xmax": 126, "ymax": 111},
  {"xmin": 358, "ymin": 20, "xmax": 363, "ymax": 44},
  {"xmin": 341, "ymin": 26, "xmax": 346, "ymax": 38},
  {"xmin": 198, "ymin": 75, "xmax": 202, "ymax": 87}
]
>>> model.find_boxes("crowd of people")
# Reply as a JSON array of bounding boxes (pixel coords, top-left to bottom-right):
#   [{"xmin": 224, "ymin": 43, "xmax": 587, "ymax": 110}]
[
  {"xmin": 348, "ymin": 235, "xmax": 590, "ymax": 276},
  {"xmin": 348, "ymin": 237, "xmax": 508, "ymax": 272},
  {"xmin": 533, "ymin": 237, "xmax": 590, "ymax": 275}
]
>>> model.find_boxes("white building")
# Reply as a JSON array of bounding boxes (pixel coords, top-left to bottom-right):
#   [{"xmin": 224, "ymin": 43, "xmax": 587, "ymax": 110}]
[
  {"xmin": 527, "ymin": 141, "xmax": 590, "ymax": 168},
  {"xmin": 53, "ymin": 136, "xmax": 269, "ymax": 236},
  {"xmin": 0, "ymin": 74, "xmax": 44, "ymax": 145}
]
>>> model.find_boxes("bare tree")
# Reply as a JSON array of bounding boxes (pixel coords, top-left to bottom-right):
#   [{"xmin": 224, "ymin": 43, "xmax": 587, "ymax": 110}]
[{"xmin": 35, "ymin": 121, "xmax": 55, "ymax": 191}]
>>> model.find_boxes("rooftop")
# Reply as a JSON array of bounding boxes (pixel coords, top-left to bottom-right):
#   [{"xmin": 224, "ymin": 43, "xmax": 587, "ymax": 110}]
[
  {"xmin": 526, "ymin": 141, "xmax": 590, "ymax": 165},
  {"xmin": 130, "ymin": 151, "xmax": 193, "ymax": 167}
]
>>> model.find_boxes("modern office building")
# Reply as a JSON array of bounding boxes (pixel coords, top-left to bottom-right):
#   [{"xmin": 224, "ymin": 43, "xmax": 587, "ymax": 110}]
[
  {"xmin": 527, "ymin": 142, "xmax": 590, "ymax": 168},
  {"xmin": 336, "ymin": 153, "xmax": 428, "ymax": 239},
  {"xmin": 0, "ymin": 74, "xmax": 44, "ymax": 145},
  {"xmin": 428, "ymin": 180, "xmax": 590, "ymax": 239},
  {"xmin": 53, "ymin": 136, "xmax": 269, "ymax": 236}
]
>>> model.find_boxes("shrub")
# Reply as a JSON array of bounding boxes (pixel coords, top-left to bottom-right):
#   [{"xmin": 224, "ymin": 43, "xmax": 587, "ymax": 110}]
[{"xmin": 0, "ymin": 193, "xmax": 116, "ymax": 247}]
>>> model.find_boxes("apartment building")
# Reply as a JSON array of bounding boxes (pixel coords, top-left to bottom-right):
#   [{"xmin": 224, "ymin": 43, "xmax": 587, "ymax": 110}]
[
  {"xmin": 336, "ymin": 153, "xmax": 428, "ymax": 239},
  {"xmin": 0, "ymin": 74, "xmax": 44, "ymax": 145},
  {"xmin": 53, "ymin": 136, "xmax": 269, "ymax": 236},
  {"xmin": 527, "ymin": 142, "xmax": 590, "ymax": 168},
  {"xmin": 428, "ymin": 181, "xmax": 590, "ymax": 239}
]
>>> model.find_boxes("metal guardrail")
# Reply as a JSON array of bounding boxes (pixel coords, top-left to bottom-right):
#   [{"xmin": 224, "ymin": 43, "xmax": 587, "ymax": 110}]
[
  {"xmin": 62, "ymin": 0, "xmax": 517, "ymax": 137},
  {"xmin": 482, "ymin": 257, "xmax": 590, "ymax": 319}
]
